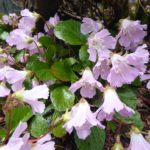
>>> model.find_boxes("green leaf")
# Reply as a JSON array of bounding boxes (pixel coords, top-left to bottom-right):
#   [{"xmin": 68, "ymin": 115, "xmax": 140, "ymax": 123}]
[
  {"xmin": 79, "ymin": 45, "xmax": 92, "ymax": 67},
  {"xmin": 44, "ymin": 45, "xmax": 57, "ymax": 60},
  {"xmin": 6, "ymin": 105, "xmax": 33, "ymax": 131},
  {"xmin": 107, "ymin": 121, "xmax": 117, "ymax": 132},
  {"xmin": 39, "ymin": 36, "xmax": 57, "ymax": 60},
  {"xmin": 115, "ymin": 111, "xmax": 144, "ymax": 130},
  {"xmin": 64, "ymin": 57, "xmax": 77, "ymax": 66},
  {"xmin": 52, "ymin": 122, "xmax": 66, "ymax": 138},
  {"xmin": 54, "ymin": 20, "xmax": 86, "ymax": 45},
  {"xmin": 79, "ymin": 45, "xmax": 88, "ymax": 61},
  {"xmin": 15, "ymin": 51, "xmax": 26, "ymax": 62},
  {"xmin": 50, "ymin": 86, "xmax": 75, "ymax": 111},
  {"xmin": 75, "ymin": 127, "xmax": 106, "ymax": 150},
  {"xmin": 30, "ymin": 115, "xmax": 49, "ymax": 138},
  {"xmin": 132, "ymin": 77, "xmax": 141, "ymax": 87},
  {"xmin": 51, "ymin": 59, "xmax": 78, "ymax": 82},
  {"xmin": 0, "ymin": 128, "xmax": 6, "ymax": 139},
  {"xmin": 39, "ymin": 36, "xmax": 54, "ymax": 48},
  {"xmin": 0, "ymin": 31, "xmax": 9, "ymax": 40},
  {"xmin": 26, "ymin": 57, "xmax": 56, "ymax": 81},
  {"xmin": 117, "ymin": 86, "xmax": 137, "ymax": 109}
]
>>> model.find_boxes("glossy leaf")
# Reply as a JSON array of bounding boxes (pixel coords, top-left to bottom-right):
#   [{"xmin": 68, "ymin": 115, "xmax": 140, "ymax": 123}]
[
  {"xmin": 30, "ymin": 115, "xmax": 49, "ymax": 138},
  {"xmin": 75, "ymin": 127, "xmax": 106, "ymax": 150},
  {"xmin": 26, "ymin": 56, "xmax": 56, "ymax": 81},
  {"xmin": 52, "ymin": 122, "xmax": 66, "ymax": 138},
  {"xmin": 117, "ymin": 86, "xmax": 137, "ymax": 109},
  {"xmin": 50, "ymin": 86, "xmax": 75, "ymax": 111},
  {"xmin": 51, "ymin": 59, "xmax": 78, "ymax": 82},
  {"xmin": 54, "ymin": 20, "xmax": 86, "ymax": 45},
  {"xmin": 5, "ymin": 105, "xmax": 33, "ymax": 131}
]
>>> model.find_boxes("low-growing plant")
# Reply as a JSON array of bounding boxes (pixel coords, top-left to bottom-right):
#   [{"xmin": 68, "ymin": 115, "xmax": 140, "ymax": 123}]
[{"xmin": 0, "ymin": 9, "xmax": 150, "ymax": 150}]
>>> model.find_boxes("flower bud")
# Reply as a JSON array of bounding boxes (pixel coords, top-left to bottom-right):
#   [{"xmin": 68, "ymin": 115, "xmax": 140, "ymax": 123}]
[
  {"xmin": 111, "ymin": 143, "xmax": 124, "ymax": 150},
  {"xmin": 12, "ymin": 89, "xmax": 24, "ymax": 100},
  {"xmin": 62, "ymin": 111, "xmax": 71, "ymax": 122}
]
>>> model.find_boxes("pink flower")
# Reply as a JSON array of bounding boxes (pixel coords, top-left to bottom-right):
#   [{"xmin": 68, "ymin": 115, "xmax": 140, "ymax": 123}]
[
  {"xmin": 63, "ymin": 98, "xmax": 104, "ymax": 139},
  {"xmin": 93, "ymin": 45, "xmax": 149, "ymax": 87},
  {"xmin": 0, "ymin": 66, "xmax": 14, "ymax": 81},
  {"xmin": 69, "ymin": 68, "xmax": 104, "ymax": 98},
  {"xmin": 32, "ymin": 134, "xmax": 55, "ymax": 150},
  {"xmin": 21, "ymin": 9, "xmax": 40, "ymax": 22},
  {"xmin": 27, "ymin": 33, "xmax": 44, "ymax": 54},
  {"xmin": 4, "ymin": 122, "xmax": 30, "ymax": 150},
  {"xmin": 0, "ymin": 66, "xmax": 31, "ymax": 91},
  {"xmin": 44, "ymin": 14, "xmax": 60, "ymax": 35},
  {"xmin": 0, "ymin": 82, "xmax": 10, "ymax": 97},
  {"xmin": 81, "ymin": 17, "xmax": 103, "ymax": 35},
  {"xmin": 6, "ymin": 69, "xmax": 31, "ymax": 91},
  {"xmin": 14, "ymin": 85, "xmax": 49, "ymax": 113},
  {"xmin": 6, "ymin": 29, "xmax": 33, "ymax": 50},
  {"xmin": 107, "ymin": 53, "xmax": 140, "ymax": 87},
  {"xmin": 126, "ymin": 45, "xmax": 149, "ymax": 73},
  {"xmin": 0, "ymin": 53, "xmax": 14, "ymax": 67},
  {"xmin": 117, "ymin": 19, "xmax": 147, "ymax": 49},
  {"xmin": 2, "ymin": 13, "xmax": 18, "ymax": 25},
  {"xmin": 141, "ymin": 70, "xmax": 150, "ymax": 89},
  {"xmin": 128, "ymin": 126, "xmax": 150, "ymax": 150},
  {"xmin": 96, "ymin": 86, "xmax": 134, "ymax": 121},
  {"xmin": 2, "ymin": 15, "xmax": 12, "ymax": 25},
  {"xmin": 18, "ymin": 17, "xmax": 36, "ymax": 33},
  {"xmin": 93, "ymin": 59, "xmax": 111, "ymax": 80},
  {"xmin": 88, "ymin": 29, "xmax": 116, "ymax": 62}
]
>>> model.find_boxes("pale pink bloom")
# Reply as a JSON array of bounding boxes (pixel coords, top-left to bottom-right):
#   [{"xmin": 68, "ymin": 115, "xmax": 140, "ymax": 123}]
[
  {"xmin": 69, "ymin": 68, "xmax": 104, "ymax": 98},
  {"xmin": 117, "ymin": 19, "xmax": 147, "ymax": 49},
  {"xmin": 6, "ymin": 29, "xmax": 33, "ymax": 50},
  {"xmin": 32, "ymin": 134, "xmax": 55, "ymax": 150},
  {"xmin": 23, "ymin": 85, "xmax": 49, "ymax": 113},
  {"xmin": 21, "ymin": 9, "xmax": 40, "ymax": 21},
  {"xmin": 19, "ymin": 54, "xmax": 29, "ymax": 63},
  {"xmin": 141, "ymin": 70, "xmax": 150, "ymax": 89},
  {"xmin": 32, "ymin": 78, "xmax": 40, "ymax": 87},
  {"xmin": 2, "ymin": 13, "xmax": 18, "ymax": 25},
  {"xmin": 128, "ymin": 127, "xmax": 150, "ymax": 150},
  {"xmin": 93, "ymin": 59, "xmax": 111, "ymax": 80},
  {"xmin": 27, "ymin": 33, "xmax": 44, "ymax": 54},
  {"xmin": 96, "ymin": 86, "xmax": 134, "ymax": 121},
  {"xmin": 6, "ymin": 69, "xmax": 30, "ymax": 91},
  {"xmin": 2, "ymin": 15, "xmax": 11, "ymax": 25},
  {"xmin": 44, "ymin": 14, "xmax": 60, "ymax": 35},
  {"xmin": 4, "ymin": 122, "xmax": 30, "ymax": 150},
  {"xmin": 126, "ymin": 44, "xmax": 149, "ymax": 74},
  {"xmin": 107, "ymin": 53, "xmax": 140, "ymax": 87},
  {"xmin": 0, "ymin": 83, "xmax": 10, "ymax": 97},
  {"xmin": 18, "ymin": 17, "xmax": 36, "ymax": 33},
  {"xmin": 14, "ymin": 85, "xmax": 49, "ymax": 113},
  {"xmin": 0, "ymin": 53, "xmax": 14, "ymax": 67},
  {"xmin": 23, "ymin": 84, "xmax": 49, "ymax": 100},
  {"xmin": 93, "ymin": 45, "xmax": 149, "ymax": 87},
  {"xmin": 63, "ymin": 99, "xmax": 104, "ymax": 139},
  {"xmin": 0, "ymin": 66, "xmax": 14, "ymax": 81},
  {"xmin": 81, "ymin": 17, "xmax": 103, "ymax": 35},
  {"xmin": 88, "ymin": 29, "xmax": 116, "ymax": 62}
]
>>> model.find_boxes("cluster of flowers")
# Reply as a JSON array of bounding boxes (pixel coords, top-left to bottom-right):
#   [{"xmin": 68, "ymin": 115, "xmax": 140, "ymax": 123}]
[
  {"xmin": 0, "ymin": 9, "xmax": 59, "ymax": 150},
  {"xmin": 0, "ymin": 9, "xmax": 150, "ymax": 150},
  {"xmin": 0, "ymin": 9, "xmax": 60, "ymax": 113},
  {"xmin": 0, "ymin": 122, "xmax": 55, "ymax": 150},
  {"xmin": 63, "ymin": 18, "xmax": 150, "ymax": 149},
  {"xmin": 65, "ymin": 17, "xmax": 149, "ymax": 139}
]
